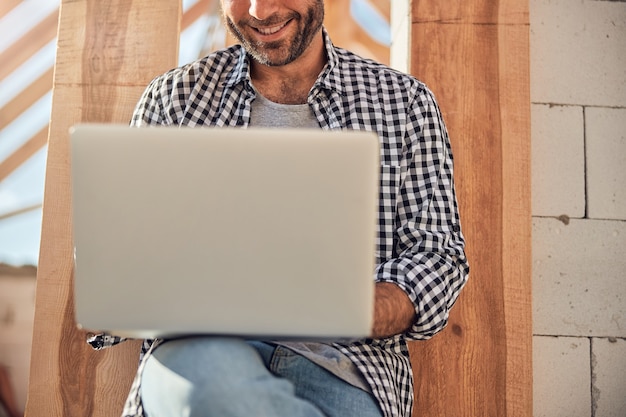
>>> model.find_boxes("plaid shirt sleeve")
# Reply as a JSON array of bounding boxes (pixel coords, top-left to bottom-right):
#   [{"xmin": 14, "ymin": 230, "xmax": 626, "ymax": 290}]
[
  {"xmin": 130, "ymin": 75, "xmax": 169, "ymax": 127},
  {"xmin": 374, "ymin": 86, "xmax": 468, "ymax": 340},
  {"xmin": 313, "ymin": 41, "xmax": 469, "ymax": 341},
  {"xmin": 322, "ymin": 41, "xmax": 468, "ymax": 416}
]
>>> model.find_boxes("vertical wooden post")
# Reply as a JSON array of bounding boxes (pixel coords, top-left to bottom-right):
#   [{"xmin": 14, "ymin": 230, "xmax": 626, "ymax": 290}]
[
  {"xmin": 408, "ymin": 1, "xmax": 532, "ymax": 416},
  {"xmin": 25, "ymin": 1, "xmax": 181, "ymax": 416}
]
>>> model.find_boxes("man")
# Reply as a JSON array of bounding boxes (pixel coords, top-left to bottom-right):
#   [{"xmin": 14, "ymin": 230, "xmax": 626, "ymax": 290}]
[{"xmin": 88, "ymin": 1, "xmax": 469, "ymax": 416}]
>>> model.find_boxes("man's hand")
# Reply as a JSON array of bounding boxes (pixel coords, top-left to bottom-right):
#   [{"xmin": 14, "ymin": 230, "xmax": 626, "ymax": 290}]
[{"xmin": 371, "ymin": 282, "xmax": 416, "ymax": 339}]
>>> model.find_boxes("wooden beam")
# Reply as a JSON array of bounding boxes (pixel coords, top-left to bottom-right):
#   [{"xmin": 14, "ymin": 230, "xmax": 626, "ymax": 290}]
[
  {"xmin": 0, "ymin": 126, "xmax": 48, "ymax": 183},
  {"xmin": 0, "ymin": 9, "xmax": 59, "ymax": 81},
  {"xmin": 182, "ymin": 0, "xmax": 215, "ymax": 30},
  {"xmin": 408, "ymin": 1, "xmax": 532, "ymax": 417},
  {"xmin": 0, "ymin": 204, "xmax": 42, "ymax": 222},
  {"xmin": 25, "ymin": 1, "xmax": 181, "ymax": 416},
  {"xmin": 0, "ymin": 67, "xmax": 53, "ymax": 131},
  {"xmin": 0, "ymin": 0, "xmax": 21, "ymax": 19}
]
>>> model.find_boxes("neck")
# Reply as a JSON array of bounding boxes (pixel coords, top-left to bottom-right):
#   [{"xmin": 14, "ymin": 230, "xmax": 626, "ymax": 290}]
[{"xmin": 250, "ymin": 32, "xmax": 327, "ymax": 105}]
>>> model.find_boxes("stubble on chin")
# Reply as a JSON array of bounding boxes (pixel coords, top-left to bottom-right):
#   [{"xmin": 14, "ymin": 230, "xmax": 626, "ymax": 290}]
[
  {"xmin": 224, "ymin": 17, "xmax": 296, "ymax": 66},
  {"xmin": 223, "ymin": 3, "xmax": 323, "ymax": 67}
]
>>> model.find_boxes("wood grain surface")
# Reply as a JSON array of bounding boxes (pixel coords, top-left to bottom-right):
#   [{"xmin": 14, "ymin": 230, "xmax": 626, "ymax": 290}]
[
  {"xmin": 408, "ymin": 1, "xmax": 532, "ymax": 416},
  {"xmin": 25, "ymin": 1, "xmax": 180, "ymax": 416}
]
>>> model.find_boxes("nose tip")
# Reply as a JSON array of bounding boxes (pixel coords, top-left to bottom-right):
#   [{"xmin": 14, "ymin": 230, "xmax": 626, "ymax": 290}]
[{"xmin": 248, "ymin": 0, "xmax": 278, "ymax": 21}]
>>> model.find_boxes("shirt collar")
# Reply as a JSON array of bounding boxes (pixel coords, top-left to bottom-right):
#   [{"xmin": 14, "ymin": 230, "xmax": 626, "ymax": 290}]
[
  {"xmin": 222, "ymin": 27, "xmax": 344, "ymax": 96},
  {"xmin": 314, "ymin": 27, "xmax": 345, "ymax": 96},
  {"xmin": 223, "ymin": 45, "xmax": 252, "ymax": 89}
]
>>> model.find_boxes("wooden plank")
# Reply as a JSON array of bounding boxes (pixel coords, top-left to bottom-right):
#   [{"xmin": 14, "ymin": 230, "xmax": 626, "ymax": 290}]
[
  {"xmin": 0, "ymin": 0, "xmax": 21, "ymax": 19},
  {"xmin": 0, "ymin": 127, "xmax": 48, "ymax": 183},
  {"xmin": 0, "ymin": 10, "xmax": 59, "ymax": 81},
  {"xmin": 499, "ymin": 21, "xmax": 532, "ymax": 417},
  {"xmin": 181, "ymin": 0, "xmax": 214, "ymax": 30},
  {"xmin": 0, "ymin": 67, "xmax": 53, "ymax": 131},
  {"xmin": 0, "ymin": 204, "xmax": 42, "ymax": 222},
  {"xmin": 408, "ymin": 1, "xmax": 531, "ymax": 416},
  {"xmin": 412, "ymin": 0, "xmax": 527, "ymax": 24},
  {"xmin": 24, "ymin": 1, "xmax": 181, "ymax": 416}
]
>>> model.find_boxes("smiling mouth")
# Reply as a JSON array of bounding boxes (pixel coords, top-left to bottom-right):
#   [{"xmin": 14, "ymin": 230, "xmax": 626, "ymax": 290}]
[{"xmin": 254, "ymin": 20, "xmax": 291, "ymax": 35}]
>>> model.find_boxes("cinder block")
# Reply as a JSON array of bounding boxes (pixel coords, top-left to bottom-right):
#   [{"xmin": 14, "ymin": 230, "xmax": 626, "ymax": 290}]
[
  {"xmin": 592, "ymin": 338, "xmax": 626, "ymax": 417},
  {"xmin": 533, "ymin": 217, "xmax": 626, "ymax": 337},
  {"xmin": 530, "ymin": 0, "xmax": 626, "ymax": 107},
  {"xmin": 586, "ymin": 107, "xmax": 626, "ymax": 220},
  {"xmin": 532, "ymin": 104, "xmax": 585, "ymax": 217},
  {"xmin": 533, "ymin": 336, "xmax": 591, "ymax": 417}
]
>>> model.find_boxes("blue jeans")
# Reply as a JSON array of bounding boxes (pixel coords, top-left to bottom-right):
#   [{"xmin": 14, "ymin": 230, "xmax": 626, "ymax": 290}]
[{"xmin": 140, "ymin": 337, "xmax": 382, "ymax": 417}]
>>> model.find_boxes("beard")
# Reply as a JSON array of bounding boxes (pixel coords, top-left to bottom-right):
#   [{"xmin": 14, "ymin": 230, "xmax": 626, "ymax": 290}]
[{"xmin": 224, "ymin": 0, "xmax": 324, "ymax": 67}]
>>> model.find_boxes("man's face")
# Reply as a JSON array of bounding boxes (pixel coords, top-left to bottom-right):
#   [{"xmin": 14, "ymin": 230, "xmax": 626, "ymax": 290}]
[{"xmin": 221, "ymin": 0, "xmax": 324, "ymax": 66}]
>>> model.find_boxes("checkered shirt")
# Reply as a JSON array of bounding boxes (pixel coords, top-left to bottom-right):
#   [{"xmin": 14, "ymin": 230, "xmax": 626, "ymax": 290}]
[{"xmin": 87, "ymin": 28, "xmax": 469, "ymax": 417}]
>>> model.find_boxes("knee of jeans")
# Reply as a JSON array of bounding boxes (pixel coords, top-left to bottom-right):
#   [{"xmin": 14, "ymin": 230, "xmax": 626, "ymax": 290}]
[
  {"xmin": 148, "ymin": 337, "xmax": 270, "ymax": 387},
  {"xmin": 141, "ymin": 338, "xmax": 268, "ymax": 415}
]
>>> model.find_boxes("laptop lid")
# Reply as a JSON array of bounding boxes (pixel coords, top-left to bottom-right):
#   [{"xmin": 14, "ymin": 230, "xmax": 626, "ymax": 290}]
[{"xmin": 70, "ymin": 124, "xmax": 379, "ymax": 340}]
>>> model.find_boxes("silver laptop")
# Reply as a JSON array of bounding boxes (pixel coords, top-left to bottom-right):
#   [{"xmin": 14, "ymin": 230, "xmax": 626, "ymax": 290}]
[{"xmin": 69, "ymin": 124, "xmax": 379, "ymax": 340}]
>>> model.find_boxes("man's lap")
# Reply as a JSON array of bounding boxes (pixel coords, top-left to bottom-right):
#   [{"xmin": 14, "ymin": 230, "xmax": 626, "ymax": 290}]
[{"xmin": 140, "ymin": 337, "xmax": 382, "ymax": 417}]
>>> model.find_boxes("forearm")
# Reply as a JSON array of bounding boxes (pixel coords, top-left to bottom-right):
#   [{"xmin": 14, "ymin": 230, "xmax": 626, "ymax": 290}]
[{"xmin": 371, "ymin": 282, "xmax": 416, "ymax": 339}]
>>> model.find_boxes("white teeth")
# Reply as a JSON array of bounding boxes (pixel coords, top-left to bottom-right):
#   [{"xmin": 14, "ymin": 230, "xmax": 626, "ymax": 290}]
[{"xmin": 257, "ymin": 22, "xmax": 287, "ymax": 35}]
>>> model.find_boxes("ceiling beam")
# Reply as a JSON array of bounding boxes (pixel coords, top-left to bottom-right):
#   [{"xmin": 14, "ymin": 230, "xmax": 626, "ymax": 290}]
[
  {"xmin": 182, "ymin": 0, "xmax": 218, "ymax": 30},
  {"xmin": 0, "ymin": 66, "xmax": 53, "ymax": 131},
  {"xmin": 0, "ymin": 126, "xmax": 48, "ymax": 183},
  {"xmin": 0, "ymin": 9, "xmax": 59, "ymax": 80},
  {"xmin": 0, "ymin": 0, "xmax": 21, "ymax": 19},
  {"xmin": 0, "ymin": 203, "xmax": 43, "ymax": 222}
]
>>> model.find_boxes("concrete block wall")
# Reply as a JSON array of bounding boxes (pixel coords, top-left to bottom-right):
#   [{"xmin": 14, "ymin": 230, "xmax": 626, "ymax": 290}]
[{"xmin": 530, "ymin": 0, "xmax": 626, "ymax": 416}]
